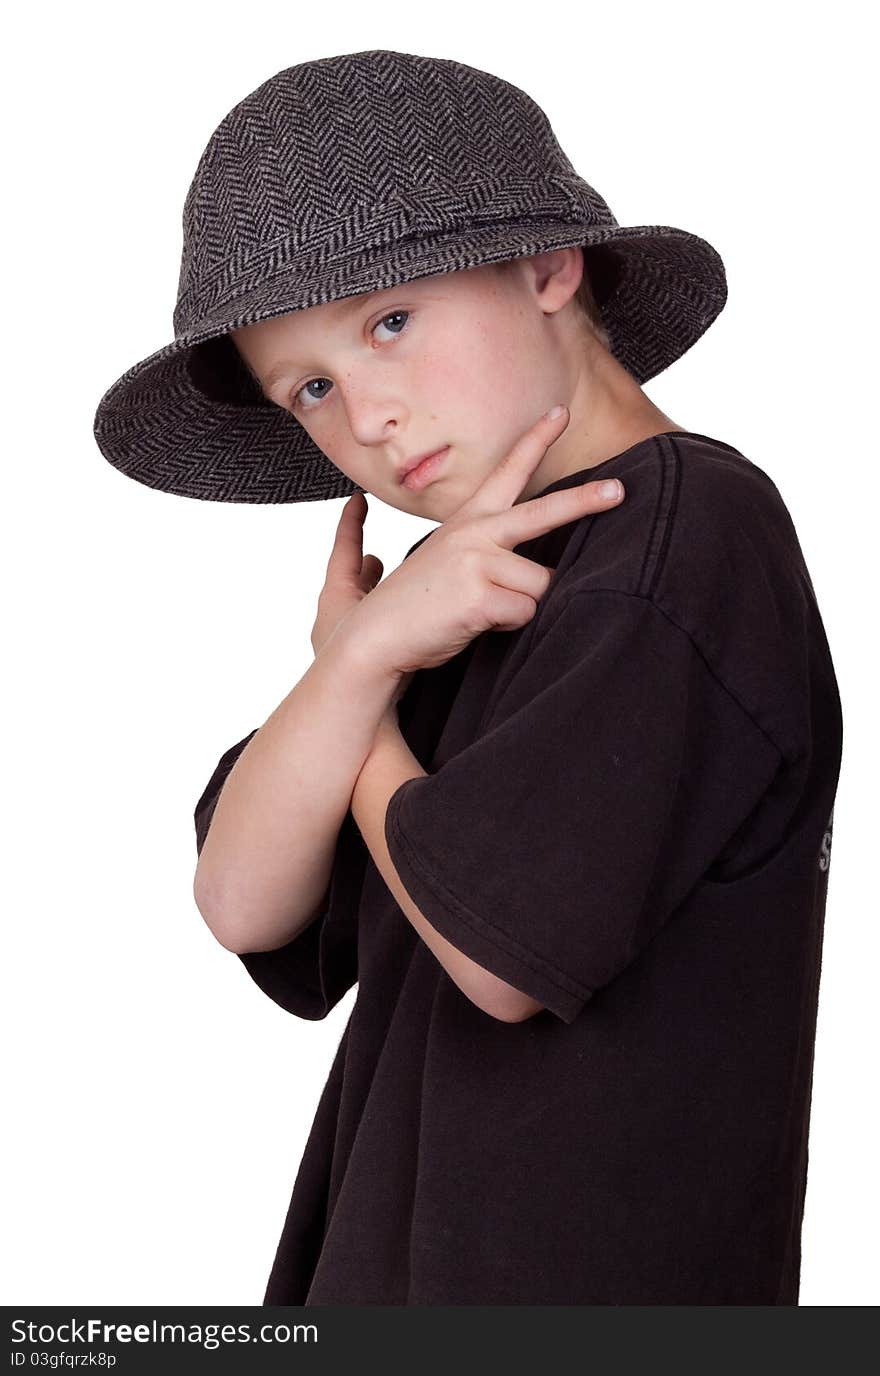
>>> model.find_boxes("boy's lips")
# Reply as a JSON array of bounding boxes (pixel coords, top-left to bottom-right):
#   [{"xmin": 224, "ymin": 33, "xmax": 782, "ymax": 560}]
[{"xmin": 399, "ymin": 446, "xmax": 450, "ymax": 490}]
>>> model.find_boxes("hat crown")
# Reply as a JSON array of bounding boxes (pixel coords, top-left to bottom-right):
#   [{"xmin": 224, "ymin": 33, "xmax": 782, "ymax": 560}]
[{"xmin": 173, "ymin": 49, "xmax": 615, "ymax": 334}]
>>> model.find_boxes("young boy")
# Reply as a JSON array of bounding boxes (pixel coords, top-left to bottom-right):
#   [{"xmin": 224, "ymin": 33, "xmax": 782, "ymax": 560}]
[{"xmin": 94, "ymin": 50, "xmax": 843, "ymax": 1305}]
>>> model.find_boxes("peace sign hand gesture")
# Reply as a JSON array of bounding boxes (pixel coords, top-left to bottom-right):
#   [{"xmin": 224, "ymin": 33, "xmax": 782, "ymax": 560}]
[{"xmin": 333, "ymin": 405, "xmax": 625, "ymax": 681}]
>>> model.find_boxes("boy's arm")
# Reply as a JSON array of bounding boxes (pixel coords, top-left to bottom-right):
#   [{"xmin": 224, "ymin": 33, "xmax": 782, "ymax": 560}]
[
  {"xmin": 194, "ymin": 626, "xmax": 403, "ymax": 954},
  {"xmin": 350, "ymin": 710, "xmax": 545, "ymax": 1024}
]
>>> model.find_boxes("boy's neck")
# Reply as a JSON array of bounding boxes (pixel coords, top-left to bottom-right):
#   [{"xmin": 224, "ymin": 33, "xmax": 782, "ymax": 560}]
[{"xmin": 520, "ymin": 342, "xmax": 685, "ymax": 501}]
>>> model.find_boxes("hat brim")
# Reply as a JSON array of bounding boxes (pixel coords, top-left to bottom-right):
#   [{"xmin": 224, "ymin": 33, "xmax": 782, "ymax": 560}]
[{"xmin": 93, "ymin": 220, "xmax": 726, "ymax": 504}]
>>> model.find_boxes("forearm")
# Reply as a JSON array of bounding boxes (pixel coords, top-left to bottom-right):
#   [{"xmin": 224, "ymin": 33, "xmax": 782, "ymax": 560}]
[
  {"xmin": 350, "ymin": 714, "xmax": 539, "ymax": 1022},
  {"xmin": 194, "ymin": 625, "xmax": 401, "ymax": 953}
]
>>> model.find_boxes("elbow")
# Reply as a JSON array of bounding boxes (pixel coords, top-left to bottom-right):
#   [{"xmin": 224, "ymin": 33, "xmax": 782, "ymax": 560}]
[
  {"xmin": 193, "ymin": 868, "xmax": 245, "ymax": 954},
  {"xmin": 192, "ymin": 869, "xmax": 319, "ymax": 955},
  {"xmin": 475, "ymin": 979, "xmax": 547, "ymax": 1024},
  {"xmin": 442, "ymin": 949, "xmax": 547, "ymax": 1024},
  {"xmin": 492, "ymin": 995, "xmax": 547, "ymax": 1023}
]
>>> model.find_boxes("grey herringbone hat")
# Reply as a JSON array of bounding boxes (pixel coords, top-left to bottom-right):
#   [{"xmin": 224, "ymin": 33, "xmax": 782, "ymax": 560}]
[{"xmin": 92, "ymin": 49, "xmax": 728, "ymax": 504}]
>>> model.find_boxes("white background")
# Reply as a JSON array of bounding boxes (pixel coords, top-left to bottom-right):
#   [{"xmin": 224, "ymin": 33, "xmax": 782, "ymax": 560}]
[{"xmin": 3, "ymin": 0, "xmax": 876, "ymax": 1306}]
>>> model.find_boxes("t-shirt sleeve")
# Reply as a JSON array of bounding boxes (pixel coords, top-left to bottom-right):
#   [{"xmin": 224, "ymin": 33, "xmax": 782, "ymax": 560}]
[
  {"xmin": 384, "ymin": 590, "xmax": 782, "ymax": 1024},
  {"xmin": 194, "ymin": 730, "xmax": 362, "ymax": 1020}
]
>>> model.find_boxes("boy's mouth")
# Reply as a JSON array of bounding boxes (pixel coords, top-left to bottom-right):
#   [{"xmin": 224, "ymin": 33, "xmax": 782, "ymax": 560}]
[
  {"xmin": 398, "ymin": 445, "xmax": 449, "ymax": 481},
  {"xmin": 400, "ymin": 446, "xmax": 450, "ymax": 491}
]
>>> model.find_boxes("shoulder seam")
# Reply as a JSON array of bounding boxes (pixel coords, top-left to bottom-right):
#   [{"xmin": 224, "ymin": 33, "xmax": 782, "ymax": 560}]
[{"xmin": 543, "ymin": 586, "xmax": 783, "ymax": 761}]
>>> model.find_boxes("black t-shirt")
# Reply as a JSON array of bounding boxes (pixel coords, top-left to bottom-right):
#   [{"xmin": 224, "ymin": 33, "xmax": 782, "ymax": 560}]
[{"xmin": 193, "ymin": 430, "xmax": 843, "ymax": 1305}]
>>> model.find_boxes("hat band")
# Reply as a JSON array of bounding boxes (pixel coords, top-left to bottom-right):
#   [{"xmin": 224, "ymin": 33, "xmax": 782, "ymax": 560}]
[{"xmin": 173, "ymin": 174, "xmax": 617, "ymax": 334}]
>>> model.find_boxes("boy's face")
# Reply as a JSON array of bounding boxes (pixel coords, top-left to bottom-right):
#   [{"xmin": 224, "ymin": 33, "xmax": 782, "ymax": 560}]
[{"xmin": 231, "ymin": 252, "xmax": 588, "ymax": 521}]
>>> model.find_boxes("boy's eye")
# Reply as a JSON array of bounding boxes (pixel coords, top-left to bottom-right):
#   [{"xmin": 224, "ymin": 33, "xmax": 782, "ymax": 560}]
[{"xmin": 292, "ymin": 310, "xmax": 411, "ymax": 412}]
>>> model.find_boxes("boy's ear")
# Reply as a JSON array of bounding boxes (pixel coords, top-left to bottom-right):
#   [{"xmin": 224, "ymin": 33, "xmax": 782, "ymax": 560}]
[{"xmin": 187, "ymin": 334, "xmax": 270, "ymax": 409}]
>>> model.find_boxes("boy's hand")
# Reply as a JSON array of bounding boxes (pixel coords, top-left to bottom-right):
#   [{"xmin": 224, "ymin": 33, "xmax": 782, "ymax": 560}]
[{"xmin": 341, "ymin": 405, "xmax": 626, "ymax": 678}]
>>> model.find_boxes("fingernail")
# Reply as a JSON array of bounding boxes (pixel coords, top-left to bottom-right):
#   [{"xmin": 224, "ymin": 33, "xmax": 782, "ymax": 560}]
[
  {"xmin": 599, "ymin": 479, "xmax": 622, "ymax": 500},
  {"xmin": 546, "ymin": 404, "xmax": 566, "ymax": 419}
]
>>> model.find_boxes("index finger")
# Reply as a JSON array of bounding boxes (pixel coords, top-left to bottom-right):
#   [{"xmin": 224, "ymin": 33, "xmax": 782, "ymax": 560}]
[
  {"xmin": 326, "ymin": 491, "xmax": 368, "ymax": 579},
  {"xmin": 462, "ymin": 404, "xmax": 571, "ymax": 520},
  {"xmin": 459, "ymin": 403, "xmax": 625, "ymax": 545}
]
